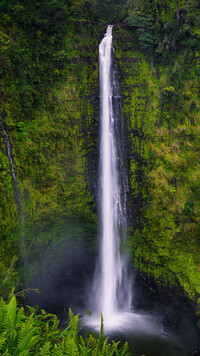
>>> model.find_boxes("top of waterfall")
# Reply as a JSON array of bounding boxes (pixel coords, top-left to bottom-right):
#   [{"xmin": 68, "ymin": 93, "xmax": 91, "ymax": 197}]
[{"xmin": 106, "ymin": 25, "xmax": 113, "ymax": 36}]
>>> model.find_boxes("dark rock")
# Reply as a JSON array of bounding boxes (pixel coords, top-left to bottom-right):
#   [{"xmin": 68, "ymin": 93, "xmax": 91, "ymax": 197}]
[
  {"xmin": 191, "ymin": 350, "xmax": 200, "ymax": 356},
  {"xmin": 174, "ymin": 345, "xmax": 182, "ymax": 351},
  {"xmin": 163, "ymin": 308, "xmax": 180, "ymax": 329}
]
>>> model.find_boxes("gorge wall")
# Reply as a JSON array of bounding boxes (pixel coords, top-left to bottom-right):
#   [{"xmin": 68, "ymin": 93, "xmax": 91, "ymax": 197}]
[{"xmin": 0, "ymin": 0, "xmax": 200, "ymax": 316}]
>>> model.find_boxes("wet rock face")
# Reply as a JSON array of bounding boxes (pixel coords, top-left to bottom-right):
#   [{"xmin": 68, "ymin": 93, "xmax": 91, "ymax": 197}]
[
  {"xmin": 190, "ymin": 350, "xmax": 200, "ymax": 356},
  {"xmin": 196, "ymin": 300, "xmax": 200, "ymax": 319},
  {"xmin": 132, "ymin": 272, "xmax": 200, "ymax": 352},
  {"xmin": 197, "ymin": 319, "xmax": 200, "ymax": 332},
  {"xmin": 162, "ymin": 308, "xmax": 180, "ymax": 330},
  {"xmin": 25, "ymin": 240, "xmax": 96, "ymax": 315}
]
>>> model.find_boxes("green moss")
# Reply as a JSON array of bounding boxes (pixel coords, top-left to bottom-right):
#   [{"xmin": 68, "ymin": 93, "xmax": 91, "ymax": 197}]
[
  {"xmin": 0, "ymin": 21, "xmax": 101, "ymax": 267},
  {"xmin": 115, "ymin": 25, "xmax": 200, "ymax": 300},
  {"xmin": 1, "ymin": 3, "xmax": 200, "ymax": 304}
]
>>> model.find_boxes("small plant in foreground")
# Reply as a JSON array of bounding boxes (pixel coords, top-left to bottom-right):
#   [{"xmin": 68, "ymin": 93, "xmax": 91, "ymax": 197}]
[{"xmin": 0, "ymin": 292, "xmax": 130, "ymax": 355}]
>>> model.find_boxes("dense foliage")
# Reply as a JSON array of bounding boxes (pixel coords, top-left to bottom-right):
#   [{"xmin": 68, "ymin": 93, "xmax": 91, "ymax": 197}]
[
  {"xmin": 0, "ymin": 0, "xmax": 99, "ymax": 265},
  {"xmin": 126, "ymin": 0, "xmax": 200, "ymax": 62},
  {"xmin": 0, "ymin": 0, "xmax": 200, "ymax": 324},
  {"xmin": 0, "ymin": 294, "xmax": 130, "ymax": 355},
  {"xmin": 116, "ymin": 0, "xmax": 200, "ymax": 299},
  {"xmin": 0, "ymin": 256, "xmax": 19, "ymax": 301}
]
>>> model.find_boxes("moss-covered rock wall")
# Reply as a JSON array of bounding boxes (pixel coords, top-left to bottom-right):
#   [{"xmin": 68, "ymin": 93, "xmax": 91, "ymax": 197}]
[
  {"xmin": 0, "ymin": 20, "xmax": 104, "ymax": 282},
  {"xmin": 0, "ymin": 0, "xmax": 200, "ymax": 311},
  {"xmin": 114, "ymin": 26, "xmax": 200, "ymax": 302}
]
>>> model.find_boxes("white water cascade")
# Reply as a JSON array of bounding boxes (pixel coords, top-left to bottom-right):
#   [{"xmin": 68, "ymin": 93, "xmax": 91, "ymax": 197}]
[
  {"xmin": 88, "ymin": 25, "xmax": 133, "ymax": 329},
  {"xmin": 1, "ymin": 121, "xmax": 26, "ymax": 260},
  {"xmin": 99, "ymin": 24, "xmax": 131, "ymax": 319}
]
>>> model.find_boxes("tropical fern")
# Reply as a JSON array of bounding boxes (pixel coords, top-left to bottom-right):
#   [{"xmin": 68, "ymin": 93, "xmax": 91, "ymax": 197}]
[
  {"xmin": 109, "ymin": 341, "xmax": 121, "ymax": 356},
  {"xmin": 101, "ymin": 338, "xmax": 109, "ymax": 356},
  {"xmin": 96, "ymin": 313, "xmax": 104, "ymax": 355},
  {"xmin": 119, "ymin": 342, "xmax": 129, "ymax": 356},
  {"xmin": 61, "ymin": 337, "xmax": 79, "ymax": 355},
  {"xmin": 13, "ymin": 314, "xmax": 39, "ymax": 352},
  {"xmin": 0, "ymin": 294, "xmax": 130, "ymax": 355},
  {"xmin": 38, "ymin": 341, "xmax": 51, "ymax": 355},
  {"xmin": 79, "ymin": 335, "xmax": 93, "ymax": 355},
  {"xmin": 0, "ymin": 330, "xmax": 8, "ymax": 350},
  {"xmin": 0, "ymin": 298, "xmax": 8, "ymax": 333},
  {"xmin": 79, "ymin": 344, "xmax": 90, "ymax": 356},
  {"xmin": 87, "ymin": 334, "xmax": 98, "ymax": 350},
  {"xmin": 51, "ymin": 344, "xmax": 64, "ymax": 356}
]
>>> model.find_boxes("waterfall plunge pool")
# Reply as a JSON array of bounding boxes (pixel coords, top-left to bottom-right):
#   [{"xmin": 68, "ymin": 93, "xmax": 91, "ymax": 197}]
[
  {"xmin": 23, "ymin": 212, "xmax": 200, "ymax": 356},
  {"xmin": 81, "ymin": 310, "xmax": 197, "ymax": 356}
]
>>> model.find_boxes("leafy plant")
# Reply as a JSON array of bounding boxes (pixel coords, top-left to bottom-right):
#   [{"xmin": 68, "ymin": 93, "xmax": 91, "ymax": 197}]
[
  {"xmin": 126, "ymin": 14, "xmax": 154, "ymax": 59},
  {"xmin": 0, "ymin": 256, "xmax": 19, "ymax": 300},
  {"xmin": 0, "ymin": 294, "xmax": 130, "ymax": 355}
]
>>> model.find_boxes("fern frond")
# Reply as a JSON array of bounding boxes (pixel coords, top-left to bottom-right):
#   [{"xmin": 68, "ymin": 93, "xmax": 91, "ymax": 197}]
[
  {"xmin": 79, "ymin": 344, "xmax": 91, "ymax": 355},
  {"xmin": 61, "ymin": 337, "xmax": 79, "ymax": 355},
  {"xmin": 16, "ymin": 314, "xmax": 35, "ymax": 342},
  {"xmin": 7, "ymin": 295, "xmax": 17, "ymax": 327},
  {"xmin": 51, "ymin": 315, "xmax": 59, "ymax": 331},
  {"xmin": 39, "ymin": 341, "xmax": 52, "ymax": 355},
  {"xmin": 96, "ymin": 313, "xmax": 104, "ymax": 355},
  {"xmin": 87, "ymin": 334, "xmax": 97, "ymax": 350},
  {"xmin": 119, "ymin": 341, "xmax": 129, "ymax": 356},
  {"xmin": 14, "ymin": 326, "xmax": 39, "ymax": 355},
  {"xmin": 0, "ymin": 330, "xmax": 8, "ymax": 350},
  {"xmin": 0, "ymin": 298, "xmax": 8, "ymax": 333},
  {"xmin": 68, "ymin": 308, "xmax": 74, "ymax": 324},
  {"xmin": 52, "ymin": 343, "xmax": 63, "ymax": 356},
  {"xmin": 79, "ymin": 335, "xmax": 86, "ymax": 348},
  {"xmin": 110, "ymin": 341, "xmax": 120, "ymax": 356},
  {"xmin": 102, "ymin": 338, "xmax": 108, "ymax": 355},
  {"xmin": 16, "ymin": 307, "xmax": 25, "ymax": 325}
]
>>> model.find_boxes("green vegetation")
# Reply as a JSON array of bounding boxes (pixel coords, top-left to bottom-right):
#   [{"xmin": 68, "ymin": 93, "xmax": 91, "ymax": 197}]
[
  {"xmin": 0, "ymin": 256, "xmax": 19, "ymax": 301},
  {"xmin": 118, "ymin": 0, "xmax": 200, "ymax": 302},
  {"xmin": 0, "ymin": 0, "xmax": 101, "ymax": 267},
  {"xmin": 0, "ymin": 0, "xmax": 200, "ymax": 325},
  {"xmin": 0, "ymin": 293, "xmax": 130, "ymax": 355}
]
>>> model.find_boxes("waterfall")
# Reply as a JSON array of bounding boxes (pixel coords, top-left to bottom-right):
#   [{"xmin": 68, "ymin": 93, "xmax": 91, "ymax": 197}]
[
  {"xmin": 1, "ymin": 121, "xmax": 26, "ymax": 258},
  {"xmin": 89, "ymin": 25, "xmax": 132, "ymax": 326},
  {"xmin": 1, "ymin": 122, "xmax": 22, "ymax": 213},
  {"xmin": 86, "ymin": 26, "xmax": 183, "ymax": 345}
]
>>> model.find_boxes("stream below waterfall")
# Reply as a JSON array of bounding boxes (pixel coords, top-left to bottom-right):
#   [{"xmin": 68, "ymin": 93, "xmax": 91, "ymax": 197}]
[
  {"xmin": 60, "ymin": 292, "xmax": 200, "ymax": 356},
  {"xmin": 82, "ymin": 321, "xmax": 192, "ymax": 356},
  {"xmin": 77, "ymin": 295, "xmax": 200, "ymax": 356}
]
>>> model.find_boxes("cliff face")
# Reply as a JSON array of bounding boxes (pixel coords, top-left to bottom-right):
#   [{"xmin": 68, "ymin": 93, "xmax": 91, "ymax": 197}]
[
  {"xmin": 114, "ymin": 27, "xmax": 200, "ymax": 301},
  {"xmin": 0, "ymin": 1, "xmax": 200, "ymax": 310},
  {"xmin": 0, "ymin": 19, "xmax": 102, "ymax": 279}
]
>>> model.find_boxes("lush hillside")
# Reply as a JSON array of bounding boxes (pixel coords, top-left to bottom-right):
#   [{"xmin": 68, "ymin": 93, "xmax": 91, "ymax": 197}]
[
  {"xmin": 120, "ymin": 0, "xmax": 200, "ymax": 303},
  {"xmin": 0, "ymin": 1, "xmax": 102, "ymax": 283},
  {"xmin": 0, "ymin": 0, "xmax": 200, "ymax": 320}
]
